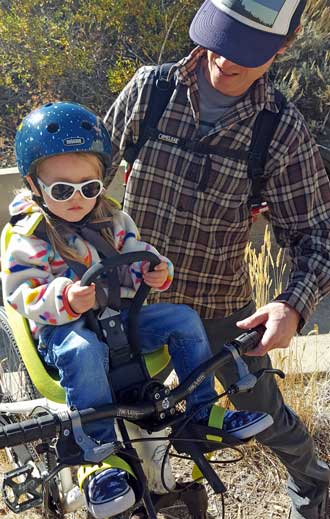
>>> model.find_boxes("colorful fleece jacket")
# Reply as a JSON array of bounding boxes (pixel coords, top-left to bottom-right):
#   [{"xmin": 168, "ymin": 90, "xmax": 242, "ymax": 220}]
[{"xmin": 2, "ymin": 194, "xmax": 174, "ymax": 337}]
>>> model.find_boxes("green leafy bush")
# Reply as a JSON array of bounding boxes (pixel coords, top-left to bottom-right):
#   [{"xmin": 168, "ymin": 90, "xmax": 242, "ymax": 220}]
[
  {"xmin": 0, "ymin": 0, "xmax": 328, "ymax": 167},
  {"xmin": 271, "ymin": 0, "xmax": 330, "ymax": 144}
]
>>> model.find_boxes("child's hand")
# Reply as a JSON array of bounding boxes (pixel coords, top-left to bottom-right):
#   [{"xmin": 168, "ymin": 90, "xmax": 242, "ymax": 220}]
[
  {"xmin": 67, "ymin": 281, "xmax": 96, "ymax": 314},
  {"xmin": 143, "ymin": 261, "xmax": 169, "ymax": 288}
]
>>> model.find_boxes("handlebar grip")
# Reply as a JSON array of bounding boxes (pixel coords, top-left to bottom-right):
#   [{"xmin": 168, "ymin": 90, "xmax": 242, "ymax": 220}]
[
  {"xmin": 0, "ymin": 414, "xmax": 61, "ymax": 449},
  {"xmin": 231, "ymin": 325, "xmax": 266, "ymax": 355}
]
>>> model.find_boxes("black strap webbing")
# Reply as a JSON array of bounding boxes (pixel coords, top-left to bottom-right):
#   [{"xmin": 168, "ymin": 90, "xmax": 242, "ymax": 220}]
[
  {"xmin": 123, "ymin": 62, "xmax": 176, "ymax": 165},
  {"xmin": 78, "ymin": 223, "xmax": 121, "ymax": 311},
  {"xmin": 123, "ymin": 63, "xmax": 286, "ymax": 207},
  {"xmin": 30, "ymin": 218, "xmax": 122, "ymax": 311},
  {"xmin": 248, "ymin": 90, "xmax": 286, "ymax": 207}
]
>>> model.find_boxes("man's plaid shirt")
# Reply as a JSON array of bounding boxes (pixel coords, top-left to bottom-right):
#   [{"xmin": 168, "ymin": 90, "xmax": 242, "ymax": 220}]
[{"xmin": 105, "ymin": 47, "xmax": 330, "ymax": 324}]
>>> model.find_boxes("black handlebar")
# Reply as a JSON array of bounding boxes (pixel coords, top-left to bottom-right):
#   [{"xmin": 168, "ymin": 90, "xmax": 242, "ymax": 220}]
[
  {"xmin": 0, "ymin": 325, "xmax": 265, "ymax": 450},
  {"xmin": 170, "ymin": 325, "xmax": 265, "ymax": 402},
  {"xmin": 0, "ymin": 413, "xmax": 63, "ymax": 450}
]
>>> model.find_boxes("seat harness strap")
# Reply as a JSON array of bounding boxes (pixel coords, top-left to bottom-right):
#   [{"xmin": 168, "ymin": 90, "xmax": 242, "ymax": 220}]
[{"xmin": 24, "ymin": 216, "xmax": 132, "ymax": 369}]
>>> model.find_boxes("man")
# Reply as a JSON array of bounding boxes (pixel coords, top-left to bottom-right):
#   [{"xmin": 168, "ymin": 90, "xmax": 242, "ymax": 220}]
[{"xmin": 104, "ymin": 1, "xmax": 330, "ymax": 517}]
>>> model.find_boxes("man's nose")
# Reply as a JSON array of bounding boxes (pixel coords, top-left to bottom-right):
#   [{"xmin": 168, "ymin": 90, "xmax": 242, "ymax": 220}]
[{"xmin": 215, "ymin": 56, "xmax": 237, "ymax": 71}]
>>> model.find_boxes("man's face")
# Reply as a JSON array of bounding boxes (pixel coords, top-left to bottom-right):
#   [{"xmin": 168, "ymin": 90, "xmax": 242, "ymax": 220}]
[{"xmin": 204, "ymin": 51, "xmax": 278, "ymax": 96}]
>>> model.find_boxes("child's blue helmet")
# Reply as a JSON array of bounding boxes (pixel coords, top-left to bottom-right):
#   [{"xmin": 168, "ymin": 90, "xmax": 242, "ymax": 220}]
[{"xmin": 15, "ymin": 101, "xmax": 113, "ymax": 185}]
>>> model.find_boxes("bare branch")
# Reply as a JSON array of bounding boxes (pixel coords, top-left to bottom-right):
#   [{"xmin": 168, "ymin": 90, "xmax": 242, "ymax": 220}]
[{"xmin": 158, "ymin": 5, "xmax": 186, "ymax": 65}]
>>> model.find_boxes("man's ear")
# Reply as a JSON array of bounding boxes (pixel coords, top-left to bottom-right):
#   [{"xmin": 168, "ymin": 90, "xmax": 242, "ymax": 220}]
[
  {"xmin": 25, "ymin": 175, "xmax": 41, "ymax": 196},
  {"xmin": 277, "ymin": 24, "xmax": 301, "ymax": 55},
  {"xmin": 277, "ymin": 46, "xmax": 287, "ymax": 56}
]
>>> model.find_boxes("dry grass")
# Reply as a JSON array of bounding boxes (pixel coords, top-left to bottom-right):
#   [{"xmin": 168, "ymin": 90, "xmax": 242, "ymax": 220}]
[
  {"xmin": 207, "ymin": 229, "xmax": 330, "ymax": 517},
  {"xmin": 271, "ymin": 0, "xmax": 330, "ymax": 144},
  {"xmin": 244, "ymin": 225, "xmax": 327, "ymax": 431},
  {"xmin": 209, "ymin": 347, "xmax": 330, "ymax": 518},
  {"xmin": 245, "ymin": 225, "xmax": 287, "ymax": 308}
]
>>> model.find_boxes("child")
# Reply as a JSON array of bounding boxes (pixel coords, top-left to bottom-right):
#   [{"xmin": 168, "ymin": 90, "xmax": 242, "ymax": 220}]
[{"xmin": 3, "ymin": 102, "xmax": 273, "ymax": 519}]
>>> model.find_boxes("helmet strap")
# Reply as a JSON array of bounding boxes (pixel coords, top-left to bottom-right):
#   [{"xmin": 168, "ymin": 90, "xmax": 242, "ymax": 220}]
[
  {"xmin": 31, "ymin": 192, "xmax": 45, "ymax": 205},
  {"xmin": 25, "ymin": 171, "xmax": 48, "ymax": 208}
]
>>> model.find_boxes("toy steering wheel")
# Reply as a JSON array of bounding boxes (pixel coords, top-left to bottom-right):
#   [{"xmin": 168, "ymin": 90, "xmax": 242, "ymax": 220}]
[{"xmin": 80, "ymin": 251, "xmax": 161, "ymax": 351}]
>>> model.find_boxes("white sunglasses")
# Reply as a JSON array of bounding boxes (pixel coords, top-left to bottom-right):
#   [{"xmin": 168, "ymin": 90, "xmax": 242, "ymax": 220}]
[{"xmin": 37, "ymin": 178, "xmax": 104, "ymax": 202}]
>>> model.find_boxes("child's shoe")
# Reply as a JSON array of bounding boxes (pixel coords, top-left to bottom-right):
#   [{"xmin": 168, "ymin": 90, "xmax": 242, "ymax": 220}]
[
  {"xmin": 85, "ymin": 467, "xmax": 135, "ymax": 519},
  {"xmin": 206, "ymin": 406, "xmax": 274, "ymax": 441},
  {"xmin": 222, "ymin": 409, "xmax": 274, "ymax": 439}
]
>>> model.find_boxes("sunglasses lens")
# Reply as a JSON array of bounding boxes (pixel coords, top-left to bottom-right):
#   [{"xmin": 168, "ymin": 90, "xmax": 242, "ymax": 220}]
[
  {"xmin": 81, "ymin": 181, "xmax": 102, "ymax": 199},
  {"xmin": 51, "ymin": 183, "xmax": 75, "ymax": 201}
]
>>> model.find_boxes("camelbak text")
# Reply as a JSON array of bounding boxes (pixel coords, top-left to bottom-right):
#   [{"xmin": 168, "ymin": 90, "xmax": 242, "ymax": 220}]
[{"xmin": 158, "ymin": 133, "xmax": 180, "ymax": 145}]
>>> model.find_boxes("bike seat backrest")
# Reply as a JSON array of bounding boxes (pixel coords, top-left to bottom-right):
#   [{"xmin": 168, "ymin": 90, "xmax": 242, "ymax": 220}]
[
  {"xmin": 1, "ymin": 223, "xmax": 65, "ymax": 402},
  {"xmin": 0, "ymin": 223, "xmax": 171, "ymax": 404}
]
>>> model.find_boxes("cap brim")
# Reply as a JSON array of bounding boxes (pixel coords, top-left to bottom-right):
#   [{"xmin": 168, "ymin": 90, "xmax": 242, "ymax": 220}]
[{"xmin": 189, "ymin": 0, "xmax": 286, "ymax": 68}]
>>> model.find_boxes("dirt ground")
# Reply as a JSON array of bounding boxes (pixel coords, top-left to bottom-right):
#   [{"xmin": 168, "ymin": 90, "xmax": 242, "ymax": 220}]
[{"xmin": 0, "ymin": 441, "xmax": 292, "ymax": 519}]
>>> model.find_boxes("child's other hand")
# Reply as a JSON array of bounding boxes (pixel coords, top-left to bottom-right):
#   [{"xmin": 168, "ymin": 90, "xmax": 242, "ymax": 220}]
[
  {"xmin": 67, "ymin": 281, "xmax": 96, "ymax": 314},
  {"xmin": 143, "ymin": 261, "xmax": 169, "ymax": 288}
]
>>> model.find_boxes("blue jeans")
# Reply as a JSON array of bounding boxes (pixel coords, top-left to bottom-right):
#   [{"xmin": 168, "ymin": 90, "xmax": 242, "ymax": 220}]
[{"xmin": 39, "ymin": 303, "xmax": 217, "ymax": 443}]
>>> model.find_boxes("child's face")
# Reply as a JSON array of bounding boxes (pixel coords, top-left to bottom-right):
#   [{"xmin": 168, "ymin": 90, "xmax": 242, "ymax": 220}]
[{"xmin": 30, "ymin": 153, "xmax": 102, "ymax": 222}]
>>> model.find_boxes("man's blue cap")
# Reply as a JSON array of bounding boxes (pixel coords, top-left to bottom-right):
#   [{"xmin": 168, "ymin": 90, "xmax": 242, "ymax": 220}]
[{"xmin": 189, "ymin": 0, "xmax": 307, "ymax": 67}]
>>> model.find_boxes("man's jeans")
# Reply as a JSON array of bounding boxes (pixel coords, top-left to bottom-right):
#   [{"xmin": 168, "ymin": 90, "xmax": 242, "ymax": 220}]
[
  {"xmin": 39, "ymin": 302, "xmax": 217, "ymax": 443},
  {"xmin": 203, "ymin": 301, "xmax": 330, "ymax": 519}
]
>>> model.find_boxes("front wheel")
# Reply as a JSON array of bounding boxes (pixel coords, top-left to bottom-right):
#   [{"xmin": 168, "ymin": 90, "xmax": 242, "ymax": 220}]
[{"xmin": 0, "ymin": 306, "xmax": 60, "ymax": 516}]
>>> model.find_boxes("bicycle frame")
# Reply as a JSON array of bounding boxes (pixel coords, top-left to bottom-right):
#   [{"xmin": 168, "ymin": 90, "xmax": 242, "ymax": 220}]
[
  {"xmin": 0, "ymin": 395, "xmax": 177, "ymax": 514},
  {"xmin": 0, "ymin": 323, "xmax": 284, "ymax": 518},
  {"xmin": 0, "ymin": 252, "xmax": 285, "ymax": 518}
]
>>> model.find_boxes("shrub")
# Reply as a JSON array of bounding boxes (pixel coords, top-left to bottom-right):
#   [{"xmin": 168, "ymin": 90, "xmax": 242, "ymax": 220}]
[{"xmin": 0, "ymin": 0, "xmax": 328, "ymax": 167}]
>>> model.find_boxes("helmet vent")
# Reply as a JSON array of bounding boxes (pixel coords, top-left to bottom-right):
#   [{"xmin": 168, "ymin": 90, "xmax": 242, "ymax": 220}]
[
  {"xmin": 47, "ymin": 123, "xmax": 60, "ymax": 133},
  {"xmin": 81, "ymin": 121, "xmax": 93, "ymax": 131}
]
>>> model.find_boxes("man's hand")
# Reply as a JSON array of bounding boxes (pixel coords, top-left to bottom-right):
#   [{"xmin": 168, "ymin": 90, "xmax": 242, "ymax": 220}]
[
  {"xmin": 143, "ymin": 261, "xmax": 169, "ymax": 288},
  {"xmin": 236, "ymin": 302, "xmax": 301, "ymax": 356},
  {"xmin": 67, "ymin": 281, "xmax": 96, "ymax": 314}
]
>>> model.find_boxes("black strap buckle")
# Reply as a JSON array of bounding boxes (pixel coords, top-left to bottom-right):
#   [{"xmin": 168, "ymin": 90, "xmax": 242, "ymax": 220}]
[{"xmin": 97, "ymin": 308, "xmax": 132, "ymax": 367}]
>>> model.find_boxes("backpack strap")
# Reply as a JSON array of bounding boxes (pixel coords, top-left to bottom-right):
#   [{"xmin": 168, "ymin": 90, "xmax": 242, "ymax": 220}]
[
  {"xmin": 319, "ymin": 144, "xmax": 330, "ymax": 178},
  {"xmin": 248, "ymin": 90, "xmax": 287, "ymax": 209},
  {"xmin": 123, "ymin": 63, "xmax": 176, "ymax": 165}
]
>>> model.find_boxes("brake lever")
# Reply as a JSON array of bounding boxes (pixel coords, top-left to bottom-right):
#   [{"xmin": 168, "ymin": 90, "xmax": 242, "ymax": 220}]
[
  {"xmin": 258, "ymin": 368, "xmax": 285, "ymax": 379},
  {"xmin": 227, "ymin": 367, "xmax": 285, "ymax": 395}
]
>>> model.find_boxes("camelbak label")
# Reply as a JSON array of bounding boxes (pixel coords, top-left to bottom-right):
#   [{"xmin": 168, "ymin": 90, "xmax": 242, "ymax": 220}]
[
  {"xmin": 158, "ymin": 133, "xmax": 180, "ymax": 145},
  {"xmin": 63, "ymin": 137, "xmax": 85, "ymax": 146}
]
